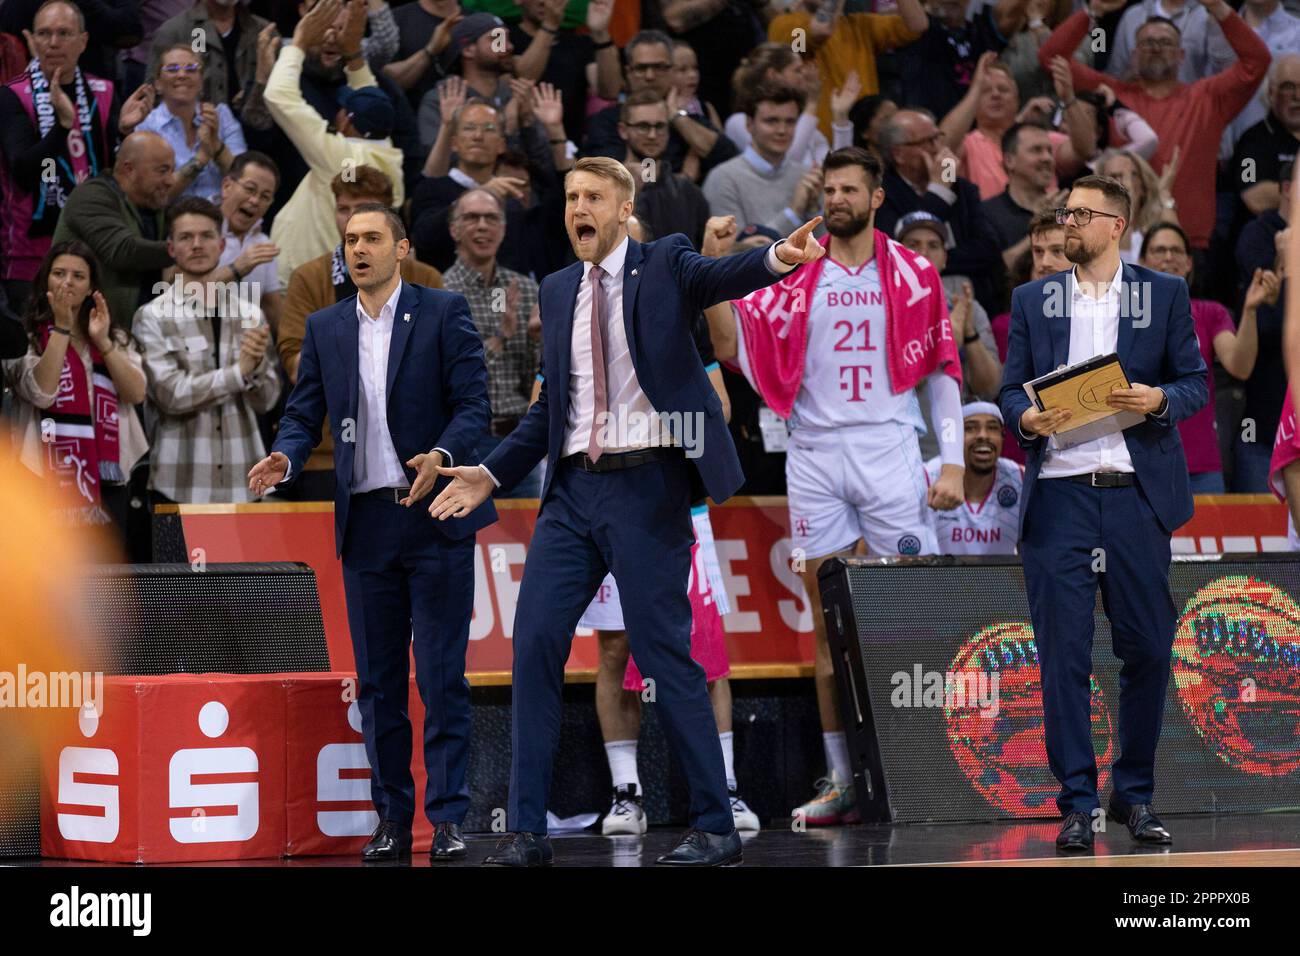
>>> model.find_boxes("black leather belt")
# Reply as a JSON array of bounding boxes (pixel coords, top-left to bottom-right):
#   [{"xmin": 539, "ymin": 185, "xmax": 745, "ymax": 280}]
[
  {"xmin": 561, "ymin": 447, "xmax": 680, "ymax": 473},
  {"xmin": 490, "ymin": 415, "xmax": 521, "ymax": 438},
  {"xmin": 1064, "ymin": 472, "xmax": 1134, "ymax": 487},
  {"xmin": 356, "ymin": 486, "xmax": 411, "ymax": 503}
]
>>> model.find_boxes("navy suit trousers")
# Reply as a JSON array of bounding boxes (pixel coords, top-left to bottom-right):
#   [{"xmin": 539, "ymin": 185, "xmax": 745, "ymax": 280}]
[
  {"xmin": 341, "ymin": 493, "xmax": 476, "ymax": 827},
  {"xmin": 1021, "ymin": 478, "xmax": 1177, "ymax": 815},
  {"xmin": 507, "ymin": 453, "xmax": 732, "ymax": 835}
]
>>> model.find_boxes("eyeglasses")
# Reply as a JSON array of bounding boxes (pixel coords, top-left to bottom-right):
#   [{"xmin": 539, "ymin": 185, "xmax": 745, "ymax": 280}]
[
  {"xmin": 626, "ymin": 121, "xmax": 668, "ymax": 135},
  {"xmin": 629, "ymin": 62, "xmax": 672, "ymax": 75},
  {"xmin": 1055, "ymin": 206, "xmax": 1122, "ymax": 226},
  {"xmin": 236, "ymin": 179, "xmax": 275, "ymax": 203},
  {"xmin": 456, "ymin": 212, "xmax": 503, "ymax": 226},
  {"xmin": 900, "ymin": 131, "xmax": 944, "ymax": 147},
  {"xmin": 1277, "ymin": 82, "xmax": 1300, "ymax": 98},
  {"xmin": 160, "ymin": 63, "xmax": 202, "ymax": 74},
  {"xmin": 1145, "ymin": 244, "xmax": 1187, "ymax": 257},
  {"xmin": 458, "ymin": 122, "xmax": 499, "ymax": 136},
  {"xmin": 32, "ymin": 28, "xmax": 81, "ymax": 41}
]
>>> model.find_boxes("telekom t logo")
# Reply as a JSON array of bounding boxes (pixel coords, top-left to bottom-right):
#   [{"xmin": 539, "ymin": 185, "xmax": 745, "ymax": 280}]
[
  {"xmin": 839, "ymin": 365, "xmax": 872, "ymax": 402},
  {"xmin": 317, "ymin": 701, "xmax": 378, "ymax": 837},
  {"xmin": 169, "ymin": 701, "xmax": 259, "ymax": 844},
  {"xmin": 57, "ymin": 706, "xmax": 119, "ymax": 843}
]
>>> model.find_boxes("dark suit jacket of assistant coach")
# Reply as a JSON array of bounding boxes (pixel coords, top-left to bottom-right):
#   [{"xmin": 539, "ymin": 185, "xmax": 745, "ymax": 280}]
[
  {"xmin": 273, "ymin": 281, "xmax": 498, "ymax": 553},
  {"xmin": 999, "ymin": 263, "xmax": 1208, "ymax": 536},
  {"xmin": 482, "ymin": 233, "xmax": 756, "ymax": 503}
]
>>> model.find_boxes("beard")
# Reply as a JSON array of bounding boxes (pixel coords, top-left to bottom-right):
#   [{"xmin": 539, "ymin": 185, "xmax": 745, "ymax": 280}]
[
  {"xmin": 627, "ymin": 143, "xmax": 662, "ymax": 164},
  {"xmin": 568, "ymin": 219, "xmax": 620, "ymax": 262},
  {"xmin": 351, "ymin": 258, "xmax": 398, "ymax": 293},
  {"xmin": 1064, "ymin": 232, "xmax": 1102, "ymax": 265},
  {"xmin": 303, "ymin": 54, "xmax": 345, "ymax": 86},
  {"xmin": 824, "ymin": 207, "xmax": 873, "ymax": 239},
  {"xmin": 1137, "ymin": 58, "xmax": 1176, "ymax": 83}
]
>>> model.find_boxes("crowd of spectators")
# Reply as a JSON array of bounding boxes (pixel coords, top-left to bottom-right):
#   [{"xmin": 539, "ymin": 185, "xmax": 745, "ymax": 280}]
[{"xmin": 0, "ymin": 0, "xmax": 1293, "ymax": 560}]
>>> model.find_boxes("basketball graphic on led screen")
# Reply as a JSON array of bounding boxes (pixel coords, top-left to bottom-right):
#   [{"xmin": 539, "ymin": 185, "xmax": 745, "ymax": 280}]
[
  {"xmin": 945, "ymin": 622, "xmax": 1115, "ymax": 814},
  {"xmin": 1172, "ymin": 576, "xmax": 1300, "ymax": 776}
]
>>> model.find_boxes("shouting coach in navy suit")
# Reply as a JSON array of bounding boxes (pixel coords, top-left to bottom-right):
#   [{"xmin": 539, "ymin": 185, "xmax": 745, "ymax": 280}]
[
  {"xmin": 247, "ymin": 203, "xmax": 496, "ymax": 863},
  {"xmin": 431, "ymin": 156, "xmax": 826, "ymax": 866},
  {"xmin": 1000, "ymin": 175, "xmax": 1207, "ymax": 853}
]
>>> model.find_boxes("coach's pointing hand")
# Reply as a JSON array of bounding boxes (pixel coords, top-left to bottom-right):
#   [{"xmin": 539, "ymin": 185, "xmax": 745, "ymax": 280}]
[
  {"xmin": 775, "ymin": 217, "xmax": 826, "ymax": 266},
  {"xmin": 429, "ymin": 465, "xmax": 493, "ymax": 519}
]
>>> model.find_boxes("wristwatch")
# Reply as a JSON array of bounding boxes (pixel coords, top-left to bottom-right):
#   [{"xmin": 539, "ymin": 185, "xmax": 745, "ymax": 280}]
[
  {"xmin": 674, "ymin": 108, "xmax": 689, "ymax": 121},
  {"xmin": 343, "ymin": 49, "xmax": 364, "ymax": 62},
  {"xmin": 963, "ymin": 330, "xmax": 980, "ymax": 344},
  {"xmin": 1162, "ymin": 197, "xmax": 1178, "ymax": 210}
]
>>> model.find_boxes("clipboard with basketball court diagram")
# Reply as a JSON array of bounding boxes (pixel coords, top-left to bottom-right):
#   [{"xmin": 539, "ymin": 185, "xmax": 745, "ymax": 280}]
[{"xmin": 1023, "ymin": 352, "xmax": 1145, "ymax": 448}]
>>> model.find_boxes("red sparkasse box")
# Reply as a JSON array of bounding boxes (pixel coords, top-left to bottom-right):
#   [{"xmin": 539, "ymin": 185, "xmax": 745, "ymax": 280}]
[
  {"xmin": 41, "ymin": 674, "xmax": 287, "ymax": 863},
  {"xmin": 284, "ymin": 673, "xmax": 434, "ymax": 856}
]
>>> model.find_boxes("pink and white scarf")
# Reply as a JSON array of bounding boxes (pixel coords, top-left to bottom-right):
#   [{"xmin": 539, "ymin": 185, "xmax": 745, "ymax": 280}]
[{"xmin": 729, "ymin": 231, "xmax": 962, "ymax": 418}]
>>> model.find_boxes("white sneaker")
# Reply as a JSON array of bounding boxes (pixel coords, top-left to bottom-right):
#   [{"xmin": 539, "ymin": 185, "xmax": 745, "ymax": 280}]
[
  {"xmin": 601, "ymin": 783, "xmax": 647, "ymax": 835},
  {"xmin": 730, "ymin": 787, "xmax": 761, "ymax": 831}
]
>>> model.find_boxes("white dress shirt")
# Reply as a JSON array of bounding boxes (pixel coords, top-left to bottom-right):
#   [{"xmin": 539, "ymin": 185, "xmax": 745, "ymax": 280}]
[
  {"xmin": 277, "ymin": 279, "xmax": 453, "ymax": 491},
  {"xmin": 1038, "ymin": 263, "xmax": 1137, "ymax": 478},
  {"xmin": 353, "ymin": 280, "xmax": 412, "ymax": 492},
  {"xmin": 482, "ymin": 235, "xmax": 795, "ymax": 485}
]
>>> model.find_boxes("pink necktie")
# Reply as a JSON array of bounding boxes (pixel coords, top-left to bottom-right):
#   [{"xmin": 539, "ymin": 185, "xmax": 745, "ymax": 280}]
[{"xmin": 587, "ymin": 265, "xmax": 608, "ymax": 461}]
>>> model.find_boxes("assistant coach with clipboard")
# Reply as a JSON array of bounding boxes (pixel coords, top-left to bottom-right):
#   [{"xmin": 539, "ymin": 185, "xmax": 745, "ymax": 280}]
[{"xmin": 1000, "ymin": 176, "xmax": 1207, "ymax": 853}]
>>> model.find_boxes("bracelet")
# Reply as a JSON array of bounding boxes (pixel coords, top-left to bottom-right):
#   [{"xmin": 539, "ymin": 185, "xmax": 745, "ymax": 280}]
[
  {"xmin": 50, "ymin": 325, "xmax": 72, "ymax": 336},
  {"xmin": 963, "ymin": 331, "xmax": 980, "ymax": 344},
  {"xmin": 549, "ymin": 137, "xmax": 567, "ymax": 144},
  {"xmin": 593, "ymin": 39, "xmax": 614, "ymax": 50},
  {"xmin": 539, "ymin": 23, "xmax": 560, "ymax": 34},
  {"xmin": 230, "ymin": 262, "xmax": 245, "ymax": 281},
  {"xmin": 100, "ymin": 341, "xmax": 117, "ymax": 357},
  {"xmin": 343, "ymin": 49, "xmax": 364, "ymax": 62}
]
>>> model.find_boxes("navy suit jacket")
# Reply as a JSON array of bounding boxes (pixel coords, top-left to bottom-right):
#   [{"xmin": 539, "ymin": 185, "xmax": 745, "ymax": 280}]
[
  {"xmin": 273, "ymin": 281, "xmax": 497, "ymax": 555},
  {"xmin": 998, "ymin": 263, "xmax": 1208, "ymax": 537},
  {"xmin": 483, "ymin": 234, "xmax": 787, "ymax": 507}
]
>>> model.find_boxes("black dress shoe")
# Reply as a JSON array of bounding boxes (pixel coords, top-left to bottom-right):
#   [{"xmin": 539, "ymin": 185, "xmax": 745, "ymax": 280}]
[
  {"xmin": 1108, "ymin": 797, "xmax": 1172, "ymax": 844},
  {"xmin": 361, "ymin": 820, "xmax": 412, "ymax": 862},
  {"xmin": 1056, "ymin": 811, "xmax": 1094, "ymax": 852},
  {"xmin": 430, "ymin": 822, "xmax": 467, "ymax": 861},
  {"xmin": 656, "ymin": 827, "xmax": 743, "ymax": 866},
  {"xmin": 483, "ymin": 831, "xmax": 553, "ymax": 867}
]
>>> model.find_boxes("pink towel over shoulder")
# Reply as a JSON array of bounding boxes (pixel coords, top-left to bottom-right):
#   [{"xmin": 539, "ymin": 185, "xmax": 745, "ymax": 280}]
[
  {"xmin": 1270, "ymin": 391, "xmax": 1300, "ymax": 502},
  {"xmin": 730, "ymin": 231, "xmax": 962, "ymax": 418}
]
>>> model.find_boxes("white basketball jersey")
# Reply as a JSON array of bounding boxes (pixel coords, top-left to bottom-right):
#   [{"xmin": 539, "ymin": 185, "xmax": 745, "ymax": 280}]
[
  {"xmin": 924, "ymin": 456, "xmax": 1024, "ymax": 555},
  {"xmin": 790, "ymin": 259, "xmax": 924, "ymax": 433}
]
